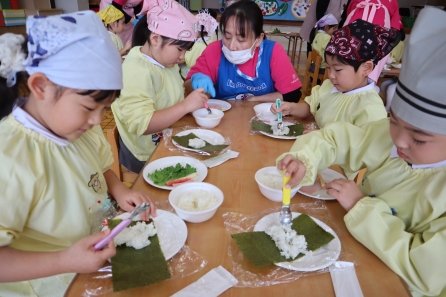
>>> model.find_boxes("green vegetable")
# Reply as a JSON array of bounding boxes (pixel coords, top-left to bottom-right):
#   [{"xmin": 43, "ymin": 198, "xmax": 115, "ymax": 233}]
[
  {"xmin": 278, "ymin": 3, "xmax": 288, "ymax": 16},
  {"xmin": 149, "ymin": 163, "xmax": 197, "ymax": 186}
]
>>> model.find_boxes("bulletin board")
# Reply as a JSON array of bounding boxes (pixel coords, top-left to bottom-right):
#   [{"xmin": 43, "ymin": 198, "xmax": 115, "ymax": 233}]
[{"xmin": 254, "ymin": 0, "xmax": 312, "ymax": 21}]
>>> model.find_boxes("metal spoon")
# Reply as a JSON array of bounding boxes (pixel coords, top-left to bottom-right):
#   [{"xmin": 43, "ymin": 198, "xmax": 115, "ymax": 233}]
[
  {"xmin": 279, "ymin": 175, "xmax": 292, "ymax": 226},
  {"xmin": 204, "ymin": 102, "xmax": 212, "ymax": 114},
  {"xmin": 275, "ymin": 98, "xmax": 283, "ymax": 131}
]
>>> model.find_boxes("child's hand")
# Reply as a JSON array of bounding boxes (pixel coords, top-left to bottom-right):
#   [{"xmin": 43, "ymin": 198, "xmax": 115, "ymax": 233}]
[
  {"xmin": 61, "ymin": 232, "xmax": 116, "ymax": 274},
  {"xmin": 115, "ymin": 188, "xmax": 157, "ymax": 218},
  {"xmin": 277, "ymin": 154, "xmax": 306, "ymax": 187},
  {"xmin": 325, "ymin": 179, "xmax": 364, "ymax": 211},
  {"xmin": 183, "ymin": 88, "xmax": 210, "ymax": 113},
  {"xmin": 270, "ymin": 102, "xmax": 294, "ymax": 116}
]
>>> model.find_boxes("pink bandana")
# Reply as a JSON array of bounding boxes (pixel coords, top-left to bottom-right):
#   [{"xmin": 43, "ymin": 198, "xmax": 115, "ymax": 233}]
[{"xmin": 139, "ymin": 0, "xmax": 216, "ymax": 41}]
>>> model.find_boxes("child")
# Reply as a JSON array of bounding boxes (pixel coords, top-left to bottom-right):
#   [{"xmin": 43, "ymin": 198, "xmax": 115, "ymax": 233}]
[
  {"xmin": 111, "ymin": 0, "xmax": 210, "ymax": 173},
  {"xmin": 180, "ymin": 9, "xmax": 219, "ymax": 79},
  {"xmin": 186, "ymin": 0, "xmax": 302, "ymax": 102},
  {"xmin": 341, "ymin": 0, "xmax": 402, "ymax": 82},
  {"xmin": 97, "ymin": 5, "xmax": 132, "ymax": 56},
  {"xmin": 310, "ymin": 13, "xmax": 338, "ymax": 68},
  {"xmin": 272, "ymin": 19, "xmax": 400, "ymax": 129},
  {"xmin": 278, "ymin": 7, "xmax": 446, "ymax": 296},
  {"xmin": 0, "ymin": 11, "xmax": 156, "ymax": 296}
]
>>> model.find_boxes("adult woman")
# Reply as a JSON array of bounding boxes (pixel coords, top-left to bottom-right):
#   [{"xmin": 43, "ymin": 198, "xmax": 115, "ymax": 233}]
[{"xmin": 185, "ymin": 0, "xmax": 302, "ymax": 102}]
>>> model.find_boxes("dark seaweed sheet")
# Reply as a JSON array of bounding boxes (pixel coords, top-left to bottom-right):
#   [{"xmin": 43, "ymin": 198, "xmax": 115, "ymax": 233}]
[
  {"xmin": 173, "ymin": 132, "xmax": 228, "ymax": 155},
  {"xmin": 231, "ymin": 214, "xmax": 334, "ymax": 266},
  {"xmin": 110, "ymin": 220, "xmax": 171, "ymax": 291}
]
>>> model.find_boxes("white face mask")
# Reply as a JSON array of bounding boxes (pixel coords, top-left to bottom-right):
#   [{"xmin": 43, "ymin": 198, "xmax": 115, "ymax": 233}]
[{"xmin": 222, "ymin": 39, "xmax": 259, "ymax": 65}]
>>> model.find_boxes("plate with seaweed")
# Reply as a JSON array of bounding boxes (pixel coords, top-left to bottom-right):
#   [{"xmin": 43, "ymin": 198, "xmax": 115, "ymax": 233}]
[
  {"xmin": 253, "ymin": 212, "xmax": 341, "ymax": 271},
  {"xmin": 143, "ymin": 156, "xmax": 208, "ymax": 190},
  {"xmin": 172, "ymin": 129, "xmax": 229, "ymax": 156},
  {"xmin": 251, "ymin": 118, "xmax": 304, "ymax": 140}
]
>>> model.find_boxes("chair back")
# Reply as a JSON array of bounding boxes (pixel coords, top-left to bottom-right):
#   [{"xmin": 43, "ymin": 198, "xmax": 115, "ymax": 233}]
[
  {"xmin": 105, "ymin": 125, "xmax": 122, "ymax": 181},
  {"xmin": 301, "ymin": 50, "xmax": 323, "ymax": 99}
]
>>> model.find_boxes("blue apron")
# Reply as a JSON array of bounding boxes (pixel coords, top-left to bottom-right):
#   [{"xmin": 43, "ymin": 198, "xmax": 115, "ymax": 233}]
[{"xmin": 216, "ymin": 39, "xmax": 275, "ymax": 100}]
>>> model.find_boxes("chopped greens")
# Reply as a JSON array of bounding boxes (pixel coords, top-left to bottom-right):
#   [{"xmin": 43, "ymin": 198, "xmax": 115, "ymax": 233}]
[{"xmin": 149, "ymin": 163, "xmax": 197, "ymax": 186}]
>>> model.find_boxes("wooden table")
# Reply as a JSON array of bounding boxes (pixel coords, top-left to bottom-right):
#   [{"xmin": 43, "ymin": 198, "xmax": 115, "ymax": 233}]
[
  {"xmin": 66, "ymin": 101, "xmax": 410, "ymax": 297},
  {"xmin": 265, "ymin": 31, "xmax": 303, "ymax": 67}
]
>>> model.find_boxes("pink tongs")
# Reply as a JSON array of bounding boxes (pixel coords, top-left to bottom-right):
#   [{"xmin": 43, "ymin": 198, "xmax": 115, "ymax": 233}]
[{"xmin": 94, "ymin": 202, "xmax": 150, "ymax": 250}]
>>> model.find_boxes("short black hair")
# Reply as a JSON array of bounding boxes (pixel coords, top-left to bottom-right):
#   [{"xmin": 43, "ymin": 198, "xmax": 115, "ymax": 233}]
[{"xmin": 220, "ymin": 0, "xmax": 263, "ymax": 39}]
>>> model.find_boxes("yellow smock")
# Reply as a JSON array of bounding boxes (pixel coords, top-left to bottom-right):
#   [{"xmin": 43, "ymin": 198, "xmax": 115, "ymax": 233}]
[
  {"xmin": 278, "ymin": 119, "xmax": 446, "ymax": 297},
  {"xmin": 0, "ymin": 115, "xmax": 113, "ymax": 297},
  {"xmin": 112, "ymin": 46, "xmax": 184, "ymax": 162}
]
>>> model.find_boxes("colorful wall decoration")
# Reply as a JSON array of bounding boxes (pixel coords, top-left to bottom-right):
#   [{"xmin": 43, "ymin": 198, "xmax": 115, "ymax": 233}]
[{"xmin": 254, "ymin": 0, "xmax": 312, "ymax": 21}]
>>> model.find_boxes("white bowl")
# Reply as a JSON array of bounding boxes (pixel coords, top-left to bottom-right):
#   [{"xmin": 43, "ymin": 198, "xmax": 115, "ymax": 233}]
[
  {"xmin": 253, "ymin": 103, "xmax": 276, "ymax": 123},
  {"xmin": 168, "ymin": 182, "xmax": 224, "ymax": 223},
  {"xmin": 192, "ymin": 108, "xmax": 224, "ymax": 129},
  {"xmin": 254, "ymin": 166, "xmax": 300, "ymax": 202}
]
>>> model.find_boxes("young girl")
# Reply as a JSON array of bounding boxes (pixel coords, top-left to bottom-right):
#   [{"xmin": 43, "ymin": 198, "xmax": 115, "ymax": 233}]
[
  {"xmin": 97, "ymin": 4, "xmax": 132, "ymax": 56},
  {"xmin": 0, "ymin": 11, "xmax": 156, "ymax": 296},
  {"xmin": 310, "ymin": 13, "xmax": 338, "ymax": 68},
  {"xmin": 278, "ymin": 7, "xmax": 446, "ymax": 296},
  {"xmin": 272, "ymin": 19, "xmax": 400, "ymax": 129},
  {"xmin": 180, "ymin": 9, "xmax": 219, "ymax": 79},
  {"xmin": 111, "ymin": 0, "xmax": 210, "ymax": 173},
  {"xmin": 185, "ymin": 0, "xmax": 302, "ymax": 102}
]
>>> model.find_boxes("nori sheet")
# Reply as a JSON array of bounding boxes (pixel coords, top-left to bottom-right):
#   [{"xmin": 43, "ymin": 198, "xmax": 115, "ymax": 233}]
[
  {"xmin": 251, "ymin": 119, "xmax": 304, "ymax": 137},
  {"xmin": 173, "ymin": 133, "xmax": 228, "ymax": 155},
  {"xmin": 231, "ymin": 214, "xmax": 334, "ymax": 266},
  {"xmin": 109, "ymin": 220, "xmax": 171, "ymax": 291}
]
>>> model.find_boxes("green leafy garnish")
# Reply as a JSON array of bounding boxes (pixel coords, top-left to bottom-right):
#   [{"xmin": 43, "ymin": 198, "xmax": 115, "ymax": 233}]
[
  {"xmin": 251, "ymin": 119, "xmax": 304, "ymax": 137},
  {"xmin": 173, "ymin": 133, "xmax": 229, "ymax": 155},
  {"xmin": 149, "ymin": 163, "xmax": 197, "ymax": 185}
]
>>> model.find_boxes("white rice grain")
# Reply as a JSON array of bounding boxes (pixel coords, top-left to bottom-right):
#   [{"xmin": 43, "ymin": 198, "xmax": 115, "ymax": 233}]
[
  {"xmin": 265, "ymin": 224, "xmax": 308, "ymax": 259},
  {"xmin": 114, "ymin": 221, "xmax": 157, "ymax": 250}
]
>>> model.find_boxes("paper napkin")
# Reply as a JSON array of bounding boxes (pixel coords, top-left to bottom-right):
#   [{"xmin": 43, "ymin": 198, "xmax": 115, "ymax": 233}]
[
  {"xmin": 202, "ymin": 150, "xmax": 239, "ymax": 168},
  {"xmin": 329, "ymin": 261, "xmax": 364, "ymax": 297},
  {"xmin": 171, "ymin": 266, "xmax": 238, "ymax": 297}
]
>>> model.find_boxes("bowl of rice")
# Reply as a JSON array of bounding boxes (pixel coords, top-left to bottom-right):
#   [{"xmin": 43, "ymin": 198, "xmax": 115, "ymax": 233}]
[
  {"xmin": 255, "ymin": 166, "xmax": 300, "ymax": 202},
  {"xmin": 192, "ymin": 108, "xmax": 224, "ymax": 129},
  {"xmin": 168, "ymin": 182, "xmax": 224, "ymax": 223}
]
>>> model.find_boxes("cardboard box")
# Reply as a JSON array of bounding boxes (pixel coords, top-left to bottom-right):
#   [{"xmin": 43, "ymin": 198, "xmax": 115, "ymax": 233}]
[
  {"xmin": 19, "ymin": 0, "xmax": 51, "ymax": 9},
  {"xmin": 25, "ymin": 8, "xmax": 62, "ymax": 16}
]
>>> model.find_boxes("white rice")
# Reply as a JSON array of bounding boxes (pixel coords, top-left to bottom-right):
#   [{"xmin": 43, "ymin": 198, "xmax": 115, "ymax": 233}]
[
  {"xmin": 265, "ymin": 224, "xmax": 308, "ymax": 259},
  {"xmin": 114, "ymin": 221, "xmax": 157, "ymax": 250},
  {"xmin": 258, "ymin": 173, "xmax": 282, "ymax": 190},
  {"xmin": 271, "ymin": 125, "xmax": 290, "ymax": 136},
  {"xmin": 177, "ymin": 190, "xmax": 217, "ymax": 211},
  {"xmin": 188, "ymin": 138, "xmax": 206, "ymax": 149}
]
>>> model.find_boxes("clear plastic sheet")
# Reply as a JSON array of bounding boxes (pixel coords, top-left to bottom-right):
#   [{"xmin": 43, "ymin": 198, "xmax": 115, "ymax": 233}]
[
  {"xmin": 163, "ymin": 126, "xmax": 232, "ymax": 158},
  {"xmin": 249, "ymin": 115, "xmax": 318, "ymax": 137},
  {"xmin": 222, "ymin": 202, "xmax": 351, "ymax": 288},
  {"xmin": 81, "ymin": 201, "xmax": 208, "ymax": 296}
]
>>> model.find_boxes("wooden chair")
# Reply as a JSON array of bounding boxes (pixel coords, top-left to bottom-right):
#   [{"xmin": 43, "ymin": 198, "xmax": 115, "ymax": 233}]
[
  {"xmin": 105, "ymin": 125, "xmax": 138, "ymax": 187},
  {"xmin": 301, "ymin": 50, "xmax": 324, "ymax": 99}
]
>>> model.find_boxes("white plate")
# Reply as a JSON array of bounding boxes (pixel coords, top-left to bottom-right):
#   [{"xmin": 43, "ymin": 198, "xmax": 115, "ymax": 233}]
[
  {"xmin": 259, "ymin": 121, "xmax": 299, "ymax": 140},
  {"xmin": 208, "ymin": 99, "xmax": 232, "ymax": 112},
  {"xmin": 172, "ymin": 129, "xmax": 226, "ymax": 154},
  {"xmin": 115, "ymin": 210, "xmax": 187, "ymax": 260},
  {"xmin": 143, "ymin": 156, "xmax": 208, "ymax": 190},
  {"xmin": 298, "ymin": 168, "xmax": 346, "ymax": 200},
  {"xmin": 254, "ymin": 212, "xmax": 341, "ymax": 271},
  {"xmin": 253, "ymin": 103, "xmax": 276, "ymax": 123}
]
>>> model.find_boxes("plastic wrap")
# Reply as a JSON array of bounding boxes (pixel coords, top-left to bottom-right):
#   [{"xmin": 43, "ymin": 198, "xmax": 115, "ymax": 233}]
[
  {"xmin": 163, "ymin": 126, "xmax": 232, "ymax": 158},
  {"xmin": 222, "ymin": 202, "xmax": 351, "ymax": 288},
  {"xmin": 81, "ymin": 201, "xmax": 208, "ymax": 296}
]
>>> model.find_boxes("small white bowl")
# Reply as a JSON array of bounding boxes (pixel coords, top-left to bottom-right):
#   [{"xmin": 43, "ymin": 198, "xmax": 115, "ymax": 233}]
[
  {"xmin": 254, "ymin": 166, "xmax": 300, "ymax": 202},
  {"xmin": 168, "ymin": 182, "xmax": 224, "ymax": 223},
  {"xmin": 253, "ymin": 103, "xmax": 276, "ymax": 123},
  {"xmin": 192, "ymin": 108, "xmax": 224, "ymax": 129}
]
